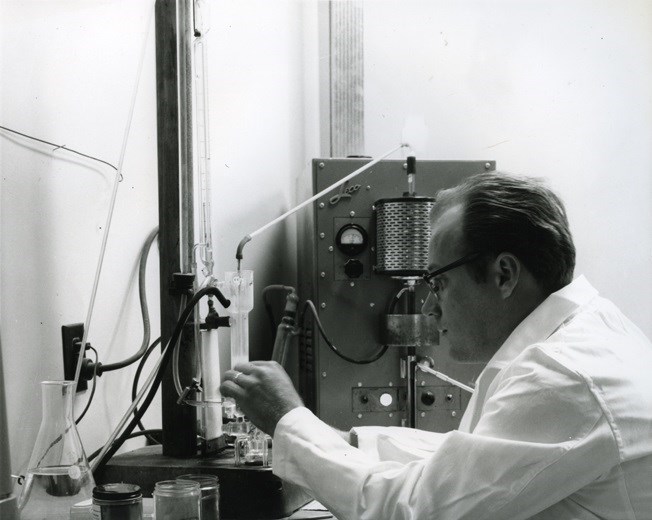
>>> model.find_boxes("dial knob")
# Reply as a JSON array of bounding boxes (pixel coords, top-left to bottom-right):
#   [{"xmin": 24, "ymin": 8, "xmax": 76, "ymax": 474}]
[
  {"xmin": 421, "ymin": 391, "xmax": 435, "ymax": 406},
  {"xmin": 344, "ymin": 259, "xmax": 363, "ymax": 278}
]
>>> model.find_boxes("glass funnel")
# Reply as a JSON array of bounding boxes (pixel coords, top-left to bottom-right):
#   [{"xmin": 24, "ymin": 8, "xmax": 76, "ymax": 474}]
[{"xmin": 18, "ymin": 381, "xmax": 95, "ymax": 519}]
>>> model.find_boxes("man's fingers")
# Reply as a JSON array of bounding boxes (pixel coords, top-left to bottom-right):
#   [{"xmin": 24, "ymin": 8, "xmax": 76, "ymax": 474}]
[
  {"xmin": 219, "ymin": 380, "xmax": 246, "ymax": 400},
  {"xmin": 223, "ymin": 369, "xmax": 253, "ymax": 387}
]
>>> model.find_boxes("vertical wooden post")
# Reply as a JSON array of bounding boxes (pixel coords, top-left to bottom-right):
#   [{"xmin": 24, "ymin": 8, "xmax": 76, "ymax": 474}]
[{"xmin": 155, "ymin": 0, "xmax": 197, "ymax": 457}]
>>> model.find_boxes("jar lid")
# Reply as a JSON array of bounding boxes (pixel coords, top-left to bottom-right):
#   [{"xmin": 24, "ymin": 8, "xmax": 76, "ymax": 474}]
[{"xmin": 94, "ymin": 483, "xmax": 142, "ymax": 501}]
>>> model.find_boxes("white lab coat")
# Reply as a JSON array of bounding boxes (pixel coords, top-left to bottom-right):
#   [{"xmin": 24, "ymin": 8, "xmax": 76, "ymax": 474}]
[{"xmin": 272, "ymin": 276, "xmax": 652, "ymax": 519}]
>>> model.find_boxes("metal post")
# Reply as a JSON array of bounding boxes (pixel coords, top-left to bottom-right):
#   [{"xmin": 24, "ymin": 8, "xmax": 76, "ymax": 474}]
[
  {"xmin": 155, "ymin": 0, "xmax": 197, "ymax": 457},
  {"xmin": 405, "ymin": 284, "xmax": 417, "ymax": 428}
]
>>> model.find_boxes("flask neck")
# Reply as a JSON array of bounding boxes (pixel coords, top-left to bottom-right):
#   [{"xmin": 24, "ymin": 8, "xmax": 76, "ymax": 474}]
[{"xmin": 40, "ymin": 381, "xmax": 75, "ymax": 426}]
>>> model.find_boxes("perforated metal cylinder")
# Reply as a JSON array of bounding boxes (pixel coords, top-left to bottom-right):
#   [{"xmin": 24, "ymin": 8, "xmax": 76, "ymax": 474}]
[{"xmin": 374, "ymin": 197, "xmax": 435, "ymax": 277}]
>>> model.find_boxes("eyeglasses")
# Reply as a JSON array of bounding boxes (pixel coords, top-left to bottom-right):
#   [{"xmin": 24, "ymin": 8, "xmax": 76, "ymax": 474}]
[{"xmin": 422, "ymin": 252, "xmax": 481, "ymax": 299}]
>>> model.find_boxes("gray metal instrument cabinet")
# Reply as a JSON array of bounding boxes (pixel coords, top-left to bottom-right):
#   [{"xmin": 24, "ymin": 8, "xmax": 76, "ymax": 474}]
[{"xmin": 298, "ymin": 158, "xmax": 495, "ymax": 433}]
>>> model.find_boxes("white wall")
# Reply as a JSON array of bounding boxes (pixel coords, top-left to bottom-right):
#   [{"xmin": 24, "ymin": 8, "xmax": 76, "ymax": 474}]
[
  {"xmin": 363, "ymin": 0, "xmax": 652, "ymax": 337},
  {"xmin": 0, "ymin": 0, "xmax": 319, "ymax": 477}
]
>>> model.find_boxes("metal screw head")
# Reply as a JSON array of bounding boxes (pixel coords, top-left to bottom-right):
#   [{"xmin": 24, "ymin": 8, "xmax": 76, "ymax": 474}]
[
  {"xmin": 403, "ymin": 163, "xmax": 408, "ymax": 170},
  {"xmin": 319, "ymin": 202, "xmax": 325, "ymax": 209},
  {"xmin": 371, "ymin": 205, "xmax": 376, "ymax": 211},
  {"xmin": 366, "ymin": 185, "xmax": 371, "ymax": 190},
  {"xmin": 349, "ymin": 211, "xmax": 355, "ymax": 217},
  {"xmin": 484, "ymin": 162, "xmax": 491, "ymax": 170},
  {"xmin": 451, "ymin": 411, "xmax": 457, "ymax": 417},
  {"xmin": 328, "ymin": 245, "xmax": 333, "ymax": 252},
  {"xmin": 350, "ymin": 281, "xmax": 355, "ymax": 287},
  {"xmin": 357, "ymin": 382, "xmax": 362, "ymax": 387},
  {"xmin": 369, "ymin": 302, "xmax": 375, "ymax": 308},
  {"xmin": 388, "ymin": 381, "xmax": 393, "ymax": 387},
  {"xmin": 371, "ymin": 246, "xmax": 375, "ymax": 252},
  {"xmin": 420, "ymin": 381, "xmax": 425, "ymax": 386},
  {"xmin": 357, "ymin": 413, "xmax": 362, "ymax": 419},
  {"xmin": 319, "ymin": 162, "xmax": 325, "ymax": 169},
  {"xmin": 319, "ymin": 232, "xmax": 325, "ymax": 239},
  {"xmin": 320, "ymin": 272, "xmax": 326, "ymax": 278},
  {"xmin": 388, "ymin": 413, "xmax": 393, "ymax": 418},
  {"xmin": 320, "ymin": 302, "xmax": 326, "ymax": 309},
  {"xmin": 322, "ymin": 371, "xmax": 327, "ymax": 378},
  {"xmin": 446, "ymin": 394, "xmax": 453, "ymax": 401},
  {"xmin": 420, "ymin": 412, "xmax": 426, "ymax": 418}
]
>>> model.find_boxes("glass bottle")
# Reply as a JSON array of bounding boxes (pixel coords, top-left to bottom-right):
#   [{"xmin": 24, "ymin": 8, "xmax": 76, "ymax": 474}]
[{"xmin": 17, "ymin": 381, "xmax": 95, "ymax": 519}]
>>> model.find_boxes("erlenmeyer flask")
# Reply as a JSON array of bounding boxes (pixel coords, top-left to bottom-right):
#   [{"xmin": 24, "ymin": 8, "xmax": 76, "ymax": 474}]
[{"xmin": 18, "ymin": 381, "xmax": 95, "ymax": 519}]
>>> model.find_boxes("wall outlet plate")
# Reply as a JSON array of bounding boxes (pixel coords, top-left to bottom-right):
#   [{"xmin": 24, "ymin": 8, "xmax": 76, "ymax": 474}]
[{"xmin": 61, "ymin": 323, "xmax": 87, "ymax": 392}]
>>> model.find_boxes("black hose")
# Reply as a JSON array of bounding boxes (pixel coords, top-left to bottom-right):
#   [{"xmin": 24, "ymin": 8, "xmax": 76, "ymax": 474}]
[
  {"xmin": 93, "ymin": 286, "xmax": 229, "ymax": 474},
  {"xmin": 300, "ymin": 300, "xmax": 388, "ymax": 365},
  {"xmin": 131, "ymin": 337, "xmax": 162, "ymax": 444}
]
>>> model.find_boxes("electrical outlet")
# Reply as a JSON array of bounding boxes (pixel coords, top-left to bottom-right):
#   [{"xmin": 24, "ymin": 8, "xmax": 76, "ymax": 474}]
[{"xmin": 61, "ymin": 323, "xmax": 88, "ymax": 392}]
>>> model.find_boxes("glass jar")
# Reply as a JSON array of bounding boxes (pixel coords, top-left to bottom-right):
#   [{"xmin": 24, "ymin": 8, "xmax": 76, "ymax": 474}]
[
  {"xmin": 177, "ymin": 474, "xmax": 219, "ymax": 520},
  {"xmin": 153, "ymin": 480, "xmax": 200, "ymax": 520},
  {"xmin": 92, "ymin": 483, "xmax": 142, "ymax": 519}
]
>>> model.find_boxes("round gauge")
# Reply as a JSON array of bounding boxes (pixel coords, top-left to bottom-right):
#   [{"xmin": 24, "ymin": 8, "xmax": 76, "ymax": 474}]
[{"xmin": 336, "ymin": 224, "xmax": 368, "ymax": 256}]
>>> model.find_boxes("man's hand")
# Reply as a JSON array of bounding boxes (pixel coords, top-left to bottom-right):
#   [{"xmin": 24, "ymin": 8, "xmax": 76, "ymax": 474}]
[{"xmin": 220, "ymin": 361, "xmax": 304, "ymax": 436}]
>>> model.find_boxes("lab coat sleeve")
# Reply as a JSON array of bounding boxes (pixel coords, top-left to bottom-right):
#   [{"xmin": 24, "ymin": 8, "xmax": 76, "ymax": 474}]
[
  {"xmin": 352, "ymin": 425, "xmax": 447, "ymax": 463},
  {"xmin": 272, "ymin": 346, "xmax": 619, "ymax": 520}
]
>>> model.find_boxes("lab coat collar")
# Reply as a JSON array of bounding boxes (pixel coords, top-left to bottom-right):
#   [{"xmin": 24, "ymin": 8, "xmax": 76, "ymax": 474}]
[{"xmin": 484, "ymin": 275, "xmax": 599, "ymax": 371}]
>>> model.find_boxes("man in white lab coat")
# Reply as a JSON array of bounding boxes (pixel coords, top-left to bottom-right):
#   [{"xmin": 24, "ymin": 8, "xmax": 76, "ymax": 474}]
[{"xmin": 220, "ymin": 172, "xmax": 652, "ymax": 519}]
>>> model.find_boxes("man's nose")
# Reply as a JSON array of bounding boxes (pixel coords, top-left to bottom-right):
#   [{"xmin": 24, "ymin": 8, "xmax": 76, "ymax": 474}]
[{"xmin": 421, "ymin": 291, "xmax": 441, "ymax": 318}]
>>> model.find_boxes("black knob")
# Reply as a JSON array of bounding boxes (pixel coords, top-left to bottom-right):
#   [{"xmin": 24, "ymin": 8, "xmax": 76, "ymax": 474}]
[
  {"xmin": 344, "ymin": 259, "xmax": 363, "ymax": 278},
  {"xmin": 360, "ymin": 394, "xmax": 369, "ymax": 404},
  {"xmin": 421, "ymin": 391, "xmax": 435, "ymax": 406}
]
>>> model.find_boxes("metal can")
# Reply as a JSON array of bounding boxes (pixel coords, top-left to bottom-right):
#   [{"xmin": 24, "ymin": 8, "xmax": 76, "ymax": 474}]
[{"xmin": 92, "ymin": 483, "xmax": 143, "ymax": 520}]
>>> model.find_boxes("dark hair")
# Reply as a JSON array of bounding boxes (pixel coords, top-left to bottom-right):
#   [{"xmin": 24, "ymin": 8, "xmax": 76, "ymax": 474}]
[{"xmin": 433, "ymin": 172, "xmax": 576, "ymax": 294}]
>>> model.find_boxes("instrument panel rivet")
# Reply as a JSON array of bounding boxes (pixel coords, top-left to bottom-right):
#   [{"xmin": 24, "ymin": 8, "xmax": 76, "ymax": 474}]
[
  {"xmin": 319, "ymin": 162, "xmax": 325, "ymax": 169},
  {"xmin": 485, "ymin": 162, "xmax": 491, "ymax": 170},
  {"xmin": 357, "ymin": 413, "xmax": 362, "ymax": 419},
  {"xmin": 322, "ymin": 372, "xmax": 327, "ymax": 378},
  {"xmin": 320, "ymin": 272, "xmax": 326, "ymax": 278},
  {"xmin": 319, "ymin": 232, "xmax": 325, "ymax": 239},
  {"xmin": 421, "ymin": 412, "xmax": 426, "ymax": 418},
  {"xmin": 451, "ymin": 411, "xmax": 457, "ymax": 417},
  {"xmin": 319, "ymin": 202, "xmax": 325, "ymax": 209},
  {"xmin": 328, "ymin": 246, "xmax": 333, "ymax": 252},
  {"xmin": 349, "ymin": 211, "xmax": 355, "ymax": 217},
  {"xmin": 357, "ymin": 382, "xmax": 362, "ymax": 387},
  {"xmin": 321, "ymin": 302, "xmax": 326, "ymax": 309}
]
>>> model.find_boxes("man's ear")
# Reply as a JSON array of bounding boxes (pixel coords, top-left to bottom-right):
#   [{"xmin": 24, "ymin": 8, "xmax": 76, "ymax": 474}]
[{"xmin": 490, "ymin": 253, "xmax": 520, "ymax": 299}]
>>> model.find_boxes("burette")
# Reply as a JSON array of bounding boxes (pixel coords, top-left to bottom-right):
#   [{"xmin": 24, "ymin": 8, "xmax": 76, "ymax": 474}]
[
  {"xmin": 194, "ymin": 21, "xmax": 214, "ymax": 282},
  {"xmin": 172, "ymin": 2, "xmax": 218, "ymax": 405}
]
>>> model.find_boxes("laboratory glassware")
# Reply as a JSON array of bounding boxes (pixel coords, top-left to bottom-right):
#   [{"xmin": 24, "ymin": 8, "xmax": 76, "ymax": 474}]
[
  {"xmin": 177, "ymin": 474, "xmax": 219, "ymax": 520},
  {"xmin": 153, "ymin": 480, "xmax": 201, "ymax": 520},
  {"xmin": 17, "ymin": 381, "xmax": 95, "ymax": 520},
  {"xmin": 224, "ymin": 270, "xmax": 253, "ymax": 369}
]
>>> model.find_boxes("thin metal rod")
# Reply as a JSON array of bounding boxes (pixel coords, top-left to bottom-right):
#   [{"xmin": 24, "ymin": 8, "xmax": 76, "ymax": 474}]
[
  {"xmin": 416, "ymin": 364, "xmax": 475, "ymax": 394},
  {"xmin": 73, "ymin": 7, "xmax": 154, "ymax": 389},
  {"xmin": 90, "ymin": 339, "xmax": 168, "ymax": 473},
  {"xmin": 248, "ymin": 143, "xmax": 407, "ymax": 241}
]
